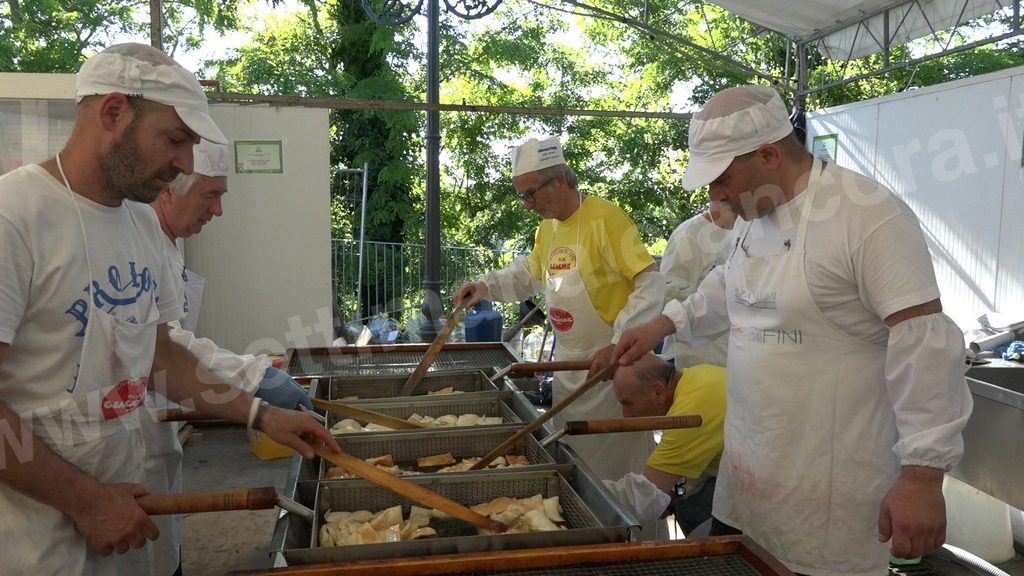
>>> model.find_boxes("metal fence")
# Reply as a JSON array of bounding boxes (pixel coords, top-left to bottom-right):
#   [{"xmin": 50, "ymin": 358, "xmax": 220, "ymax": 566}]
[{"xmin": 331, "ymin": 238, "xmax": 527, "ymax": 329}]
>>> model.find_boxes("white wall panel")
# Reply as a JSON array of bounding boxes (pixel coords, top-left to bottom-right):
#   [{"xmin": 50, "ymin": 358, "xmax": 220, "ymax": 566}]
[
  {"xmin": 996, "ymin": 76, "xmax": 1024, "ymax": 317},
  {"xmin": 875, "ymin": 78, "xmax": 1009, "ymax": 326},
  {"xmin": 186, "ymin": 105, "xmax": 333, "ymax": 354},
  {"xmin": 809, "ymin": 69, "xmax": 1024, "ymax": 328}
]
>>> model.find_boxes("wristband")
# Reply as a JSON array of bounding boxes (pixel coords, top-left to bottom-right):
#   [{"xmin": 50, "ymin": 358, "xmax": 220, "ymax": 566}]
[
  {"xmin": 252, "ymin": 401, "xmax": 270, "ymax": 432},
  {"xmin": 246, "ymin": 397, "xmax": 262, "ymax": 435}
]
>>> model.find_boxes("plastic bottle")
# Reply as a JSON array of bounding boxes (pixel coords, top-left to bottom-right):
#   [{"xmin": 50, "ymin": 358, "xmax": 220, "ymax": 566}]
[{"xmin": 464, "ymin": 300, "xmax": 503, "ymax": 342}]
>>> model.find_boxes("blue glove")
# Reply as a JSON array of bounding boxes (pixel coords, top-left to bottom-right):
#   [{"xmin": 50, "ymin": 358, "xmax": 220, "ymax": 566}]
[
  {"xmin": 1002, "ymin": 341, "xmax": 1024, "ymax": 362},
  {"xmin": 255, "ymin": 367, "xmax": 313, "ymax": 410}
]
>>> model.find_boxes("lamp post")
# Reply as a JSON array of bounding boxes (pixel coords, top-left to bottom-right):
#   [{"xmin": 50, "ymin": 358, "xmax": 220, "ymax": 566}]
[{"xmin": 361, "ymin": 0, "xmax": 502, "ymax": 341}]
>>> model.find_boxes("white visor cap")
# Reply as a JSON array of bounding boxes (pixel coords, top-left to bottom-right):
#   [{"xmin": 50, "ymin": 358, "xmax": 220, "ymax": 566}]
[
  {"xmin": 511, "ymin": 136, "xmax": 566, "ymax": 177},
  {"xmin": 681, "ymin": 85, "xmax": 794, "ymax": 191},
  {"xmin": 75, "ymin": 43, "xmax": 227, "ymax": 145}
]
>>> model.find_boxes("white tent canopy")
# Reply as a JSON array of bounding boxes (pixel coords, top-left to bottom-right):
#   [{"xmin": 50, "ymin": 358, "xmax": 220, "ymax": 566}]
[{"xmin": 713, "ymin": 0, "xmax": 1008, "ymax": 59}]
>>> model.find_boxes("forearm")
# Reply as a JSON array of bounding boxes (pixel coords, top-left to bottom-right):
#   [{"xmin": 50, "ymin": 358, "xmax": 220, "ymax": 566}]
[
  {"xmin": 152, "ymin": 325, "xmax": 251, "ymax": 422},
  {"xmin": 0, "ymin": 401, "xmax": 105, "ymax": 518}
]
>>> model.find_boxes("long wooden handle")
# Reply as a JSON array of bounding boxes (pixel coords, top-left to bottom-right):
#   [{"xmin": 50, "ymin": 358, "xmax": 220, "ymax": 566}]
[
  {"xmin": 313, "ymin": 446, "xmax": 506, "ymax": 533},
  {"xmin": 312, "ymin": 398, "xmax": 424, "ymax": 430},
  {"xmin": 565, "ymin": 414, "xmax": 703, "ymax": 435},
  {"xmin": 400, "ymin": 306, "xmax": 467, "ymax": 396},
  {"xmin": 508, "ymin": 360, "xmax": 592, "ymax": 375},
  {"xmin": 137, "ymin": 488, "xmax": 277, "ymax": 515},
  {"xmin": 157, "ymin": 408, "xmax": 221, "ymax": 422},
  {"xmin": 470, "ymin": 362, "xmax": 618, "ymax": 470}
]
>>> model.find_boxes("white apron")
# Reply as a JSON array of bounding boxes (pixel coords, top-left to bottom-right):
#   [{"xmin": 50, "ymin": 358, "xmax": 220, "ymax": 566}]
[
  {"xmin": 142, "ymin": 242, "xmax": 199, "ymax": 575},
  {"xmin": 544, "ymin": 203, "xmax": 658, "ymax": 538},
  {"xmin": 179, "ymin": 265, "xmax": 205, "ymax": 333},
  {"xmin": 716, "ymin": 159, "xmax": 894, "ymax": 576},
  {"xmin": 0, "ymin": 156, "xmax": 159, "ymax": 576}
]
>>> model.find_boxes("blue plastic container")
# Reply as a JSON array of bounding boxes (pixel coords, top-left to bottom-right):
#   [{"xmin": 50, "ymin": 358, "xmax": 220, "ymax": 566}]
[{"xmin": 465, "ymin": 300, "xmax": 503, "ymax": 342}]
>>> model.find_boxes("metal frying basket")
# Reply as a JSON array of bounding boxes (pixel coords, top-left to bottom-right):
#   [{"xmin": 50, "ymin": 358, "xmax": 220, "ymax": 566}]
[
  {"xmin": 280, "ymin": 468, "xmax": 626, "ymax": 565},
  {"xmin": 323, "ymin": 392, "xmax": 522, "ymax": 434},
  {"xmin": 308, "ymin": 425, "xmax": 555, "ymax": 481},
  {"xmin": 311, "ymin": 369, "xmax": 498, "ymax": 401}
]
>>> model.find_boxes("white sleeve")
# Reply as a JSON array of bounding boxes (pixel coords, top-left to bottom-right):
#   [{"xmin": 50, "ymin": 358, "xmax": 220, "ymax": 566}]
[
  {"xmin": 612, "ymin": 270, "xmax": 667, "ymax": 343},
  {"xmin": 886, "ymin": 313, "xmax": 972, "ymax": 470},
  {"xmin": 602, "ymin": 472, "xmax": 672, "ymax": 525},
  {"xmin": 479, "ymin": 255, "xmax": 542, "ymax": 302},
  {"xmin": 661, "ymin": 219, "xmax": 715, "ymax": 304},
  {"xmin": 168, "ymin": 325, "xmax": 271, "ymax": 394},
  {"xmin": 662, "ymin": 266, "xmax": 731, "ymax": 347}
]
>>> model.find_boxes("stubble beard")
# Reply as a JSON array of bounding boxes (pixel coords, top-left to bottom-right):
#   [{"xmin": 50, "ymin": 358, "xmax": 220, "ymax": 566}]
[{"xmin": 100, "ymin": 120, "xmax": 178, "ymax": 204}]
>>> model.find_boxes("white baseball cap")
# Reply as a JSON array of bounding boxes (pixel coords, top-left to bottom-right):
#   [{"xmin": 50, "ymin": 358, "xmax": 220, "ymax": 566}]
[
  {"xmin": 511, "ymin": 136, "xmax": 566, "ymax": 177},
  {"xmin": 193, "ymin": 139, "xmax": 231, "ymax": 177},
  {"xmin": 681, "ymin": 85, "xmax": 793, "ymax": 191},
  {"xmin": 75, "ymin": 43, "xmax": 227, "ymax": 145}
]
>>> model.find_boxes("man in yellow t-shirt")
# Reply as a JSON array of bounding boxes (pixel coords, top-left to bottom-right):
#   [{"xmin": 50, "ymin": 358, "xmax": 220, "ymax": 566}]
[
  {"xmin": 454, "ymin": 136, "xmax": 666, "ymax": 537},
  {"xmin": 610, "ymin": 353, "xmax": 726, "ymax": 534}
]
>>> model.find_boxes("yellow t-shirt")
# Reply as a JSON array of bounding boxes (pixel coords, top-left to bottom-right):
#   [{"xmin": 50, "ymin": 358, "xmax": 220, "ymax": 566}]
[
  {"xmin": 526, "ymin": 196, "xmax": 654, "ymax": 326},
  {"xmin": 646, "ymin": 363, "xmax": 727, "ymax": 479}
]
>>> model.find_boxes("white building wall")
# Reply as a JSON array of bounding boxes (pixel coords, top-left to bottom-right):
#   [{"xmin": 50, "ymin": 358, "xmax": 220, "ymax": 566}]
[
  {"xmin": 0, "ymin": 72, "xmax": 334, "ymax": 354},
  {"xmin": 188, "ymin": 105, "xmax": 334, "ymax": 354},
  {"xmin": 807, "ymin": 67, "xmax": 1024, "ymax": 328}
]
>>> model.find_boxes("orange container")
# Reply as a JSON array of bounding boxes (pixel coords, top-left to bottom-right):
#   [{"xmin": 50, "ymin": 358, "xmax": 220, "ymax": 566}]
[{"xmin": 249, "ymin": 431, "xmax": 294, "ymax": 460}]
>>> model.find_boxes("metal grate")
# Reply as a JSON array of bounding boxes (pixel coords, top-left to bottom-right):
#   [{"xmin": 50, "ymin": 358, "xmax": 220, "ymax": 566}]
[
  {"xmin": 455, "ymin": 555, "xmax": 765, "ymax": 575},
  {"xmin": 287, "ymin": 348, "xmax": 515, "ymax": 377},
  {"xmin": 317, "ymin": 370, "xmax": 498, "ymax": 400},
  {"xmin": 323, "ymin": 394, "xmax": 521, "ymax": 431}
]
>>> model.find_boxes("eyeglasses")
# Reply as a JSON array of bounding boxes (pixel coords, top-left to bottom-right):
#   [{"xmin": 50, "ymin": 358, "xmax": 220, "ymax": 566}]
[{"xmin": 516, "ymin": 177, "xmax": 556, "ymax": 204}]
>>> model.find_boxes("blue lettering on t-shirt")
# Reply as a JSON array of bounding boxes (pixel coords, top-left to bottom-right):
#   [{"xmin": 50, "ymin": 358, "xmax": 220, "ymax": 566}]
[{"xmin": 64, "ymin": 261, "xmax": 159, "ymax": 336}]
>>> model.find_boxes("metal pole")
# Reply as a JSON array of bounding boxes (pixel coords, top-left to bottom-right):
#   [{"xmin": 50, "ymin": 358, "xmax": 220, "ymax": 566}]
[
  {"xmin": 420, "ymin": 0, "xmax": 443, "ymax": 341},
  {"xmin": 149, "ymin": 0, "xmax": 162, "ymax": 49},
  {"xmin": 356, "ymin": 162, "xmax": 369, "ymax": 321}
]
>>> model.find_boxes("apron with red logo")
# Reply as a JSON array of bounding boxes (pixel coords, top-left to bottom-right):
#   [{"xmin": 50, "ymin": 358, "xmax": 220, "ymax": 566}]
[
  {"xmin": 545, "ymin": 201, "xmax": 658, "ymax": 537},
  {"xmin": 0, "ymin": 155, "xmax": 160, "ymax": 575}
]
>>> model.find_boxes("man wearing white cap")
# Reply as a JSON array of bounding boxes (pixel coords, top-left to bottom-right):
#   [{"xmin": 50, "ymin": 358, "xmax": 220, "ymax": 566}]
[
  {"xmin": 0, "ymin": 43, "xmax": 337, "ymax": 575},
  {"xmin": 143, "ymin": 139, "xmax": 313, "ymax": 575},
  {"xmin": 614, "ymin": 85, "xmax": 972, "ymax": 575},
  {"xmin": 454, "ymin": 136, "xmax": 666, "ymax": 537}
]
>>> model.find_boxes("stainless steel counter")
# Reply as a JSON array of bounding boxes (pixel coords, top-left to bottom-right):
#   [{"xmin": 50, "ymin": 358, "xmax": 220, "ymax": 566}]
[{"xmin": 949, "ymin": 362, "xmax": 1024, "ymax": 510}]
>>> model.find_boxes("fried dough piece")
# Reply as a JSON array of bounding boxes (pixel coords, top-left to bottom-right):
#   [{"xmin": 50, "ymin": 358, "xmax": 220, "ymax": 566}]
[{"xmin": 416, "ymin": 452, "xmax": 456, "ymax": 468}]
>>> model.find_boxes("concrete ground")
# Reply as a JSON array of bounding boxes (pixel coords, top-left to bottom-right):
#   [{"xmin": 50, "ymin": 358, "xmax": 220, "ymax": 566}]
[
  {"xmin": 180, "ymin": 424, "xmax": 1024, "ymax": 576},
  {"xmin": 180, "ymin": 424, "xmax": 291, "ymax": 576}
]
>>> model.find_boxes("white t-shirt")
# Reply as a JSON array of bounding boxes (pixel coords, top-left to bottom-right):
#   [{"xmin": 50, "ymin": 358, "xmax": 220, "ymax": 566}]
[
  {"xmin": 660, "ymin": 212, "xmax": 733, "ymax": 367},
  {"xmin": 731, "ymin": 162, "xmax": 940, "ymax": 343},
  {"xmin": 0, "ymin": 165, "xmax": 181, "ymax": 416},
  {"xmin": 665, "ymin": 161, "xmax": 958, "ymax": 467}
]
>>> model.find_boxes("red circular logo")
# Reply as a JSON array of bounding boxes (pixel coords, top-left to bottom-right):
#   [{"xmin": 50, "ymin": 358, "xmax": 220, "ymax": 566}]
[{"xmin": 549, "ymin": 307, "xmax": 574, "ymax": 332}]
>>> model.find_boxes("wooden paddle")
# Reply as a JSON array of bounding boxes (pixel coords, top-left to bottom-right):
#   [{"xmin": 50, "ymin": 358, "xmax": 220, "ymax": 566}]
[
  {"xmin": 491, "ymin": 359, "xmax": 593, "ymax": 380},
  {"xmin": 470, "ymin": 361, "xmax": 618, "ymax": 470},
  {"xmin": 312, "ymin": 445, "xmax": 507, "ymax": 533},
  {"xmin": 400, "ymin": 304, "xmax": 467, "ymax": 396},
  {"xmin": 312, "ymin": 398, "xmax": 425, "ymax": 430}
]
